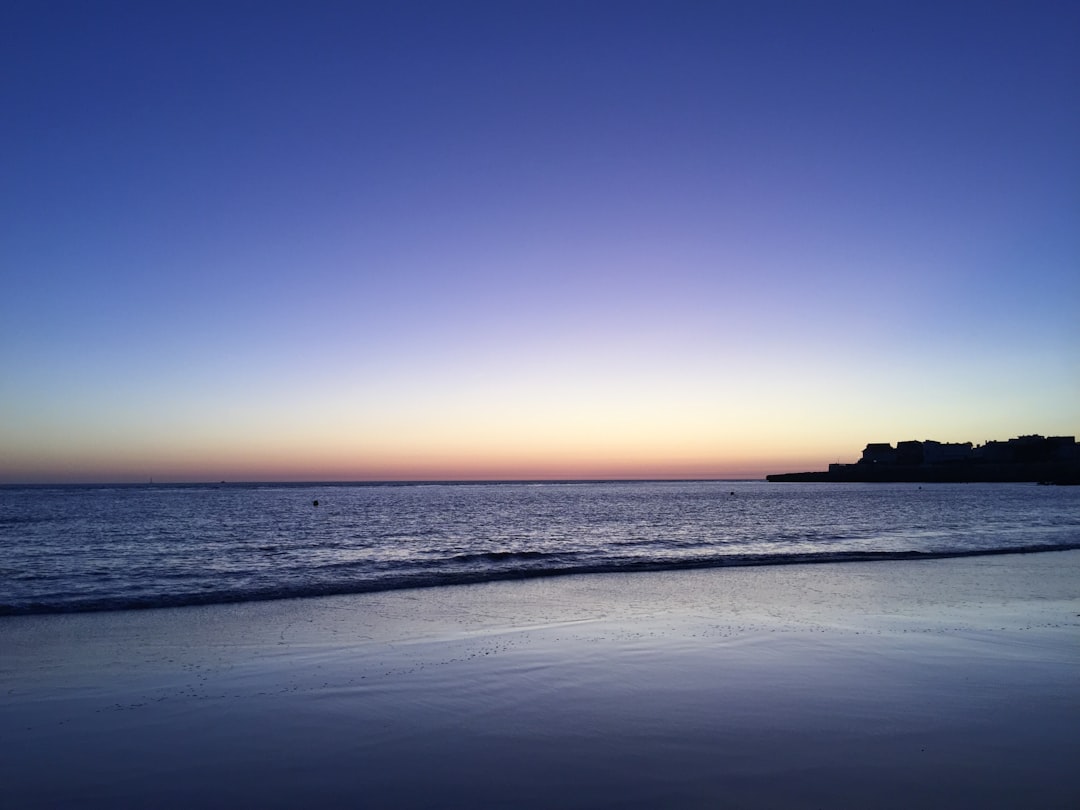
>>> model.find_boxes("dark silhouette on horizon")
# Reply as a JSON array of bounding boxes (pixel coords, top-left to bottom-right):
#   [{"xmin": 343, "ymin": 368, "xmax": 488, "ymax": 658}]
[{"xmin": 767, "ymin": 435, "xmax": 1080, "ymax": 484}]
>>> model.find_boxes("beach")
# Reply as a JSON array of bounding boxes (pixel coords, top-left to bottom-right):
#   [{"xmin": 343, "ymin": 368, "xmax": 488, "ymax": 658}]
[{"xmin": 3, "ymin": 550, "xmax": 1079, "ymax": 809}]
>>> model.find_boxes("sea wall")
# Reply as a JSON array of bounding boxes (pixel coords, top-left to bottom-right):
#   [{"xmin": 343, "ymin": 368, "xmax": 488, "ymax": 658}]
[{"xmin": 766, "ymin": 461, "xmax": 1079, "ymax": 484}]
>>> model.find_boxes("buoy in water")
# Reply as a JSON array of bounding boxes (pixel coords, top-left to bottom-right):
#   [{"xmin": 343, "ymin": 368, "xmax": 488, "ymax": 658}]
[{"xmin": 313, "ymin": 499, "xmax": 319, "ymax": 507}]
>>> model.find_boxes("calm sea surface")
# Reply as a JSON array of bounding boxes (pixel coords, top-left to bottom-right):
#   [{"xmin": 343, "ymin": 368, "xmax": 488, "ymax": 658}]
[{"xmin": 1, "ymin": 481, "xmax": 1078, "ymax": 614}]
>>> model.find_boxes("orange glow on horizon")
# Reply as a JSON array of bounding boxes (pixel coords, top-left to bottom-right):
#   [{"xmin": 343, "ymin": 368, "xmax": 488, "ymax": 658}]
[{"xmin": 0, "ymin": 442, "xmax": 842, "ymax": 484}]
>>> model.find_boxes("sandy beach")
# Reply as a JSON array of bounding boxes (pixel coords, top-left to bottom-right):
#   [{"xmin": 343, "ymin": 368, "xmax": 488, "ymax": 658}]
[{"xmin": 3, "ymin": 550, "xmax": 1079, "ymax": 809}]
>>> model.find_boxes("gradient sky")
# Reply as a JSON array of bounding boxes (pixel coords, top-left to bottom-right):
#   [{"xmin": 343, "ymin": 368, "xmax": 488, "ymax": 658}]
[{"xmin": 2, "ymin": 0, "xmax": 1078, "ymax": 483}]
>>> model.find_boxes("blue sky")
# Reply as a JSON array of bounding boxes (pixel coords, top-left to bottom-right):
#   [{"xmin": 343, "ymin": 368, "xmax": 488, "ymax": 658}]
[{"xmin": 2, "ymin": 1, "xmax": 1077, "ymax": 482}]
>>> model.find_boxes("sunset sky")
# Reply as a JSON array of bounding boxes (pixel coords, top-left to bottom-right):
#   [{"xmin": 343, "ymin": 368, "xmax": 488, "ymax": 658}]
[{"xmin": 2, "ymin": 1, "xmax": 1077, "ymax": 483}]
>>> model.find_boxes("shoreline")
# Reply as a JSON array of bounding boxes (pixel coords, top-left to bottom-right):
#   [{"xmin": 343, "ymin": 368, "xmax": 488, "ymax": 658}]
[
  {"xmin": 8, "ymin": 541, "xmax": 1080, "ymax": 618},
  {"xmin": 3, "ymin": 551, "xmax": 1079, "ymax": 808}
]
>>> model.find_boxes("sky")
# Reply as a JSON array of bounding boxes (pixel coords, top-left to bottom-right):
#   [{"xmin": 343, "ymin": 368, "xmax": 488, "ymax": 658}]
[{"xmin": 2, "ymin": 0, "xmax": 1078, "ymax": 483}]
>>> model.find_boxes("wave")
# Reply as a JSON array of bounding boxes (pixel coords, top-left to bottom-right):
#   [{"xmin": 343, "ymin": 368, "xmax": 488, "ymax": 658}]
[
  {"xmin": 3, "ymin": 542, "xmax": 1079, "ymax": 617},
  {"xmin": 447, "ymin": 550, "xmax": 553, "ymax": 563}
]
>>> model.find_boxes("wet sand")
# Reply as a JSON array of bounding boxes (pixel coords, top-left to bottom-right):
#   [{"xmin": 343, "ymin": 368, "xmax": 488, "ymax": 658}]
[{"xmin": 2, "ymin": 551, "xmax": 1079, "ymax": 808}]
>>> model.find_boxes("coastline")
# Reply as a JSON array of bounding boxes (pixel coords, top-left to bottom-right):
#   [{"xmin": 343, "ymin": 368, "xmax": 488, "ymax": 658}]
[
  {"xmin": 3, "ymin": 551, "xmax": 1079, "ymax": 808},
  {"xmin": 766, "ymin": 434, "xmax": 1080, "ymax": 483},
  {"xmin": 766, "ymin": 464, "xmax": 1080, "ymax": 483}
]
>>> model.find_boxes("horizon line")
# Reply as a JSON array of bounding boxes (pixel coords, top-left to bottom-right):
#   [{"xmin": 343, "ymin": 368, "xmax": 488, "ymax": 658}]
[{"xmin": 1, "ymin": 476, "xmax": 770, "ymax": 487}]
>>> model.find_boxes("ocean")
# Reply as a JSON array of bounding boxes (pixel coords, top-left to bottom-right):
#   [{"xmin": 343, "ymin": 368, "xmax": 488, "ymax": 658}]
[{"xmin": 2, "ymin": 480, "xmax": 1078, "ymax": 615}]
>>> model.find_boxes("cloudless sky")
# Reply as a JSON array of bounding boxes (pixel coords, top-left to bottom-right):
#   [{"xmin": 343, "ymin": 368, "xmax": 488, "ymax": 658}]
[{"xmin": 2, "ymin": 0, "xmax": 1078, "ymax": 482}]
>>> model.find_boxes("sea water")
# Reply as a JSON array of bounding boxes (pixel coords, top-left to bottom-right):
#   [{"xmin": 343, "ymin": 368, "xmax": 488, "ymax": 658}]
[{"xmin": 1, "ymin": 480, "xmax": 1078, "ymax": 614}]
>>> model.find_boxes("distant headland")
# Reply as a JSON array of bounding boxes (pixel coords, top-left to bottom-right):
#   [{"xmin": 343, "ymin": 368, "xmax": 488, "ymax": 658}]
[{"xmin": 767, "ymin": 434, "xmax": 1080, "ymax": 484}]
